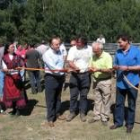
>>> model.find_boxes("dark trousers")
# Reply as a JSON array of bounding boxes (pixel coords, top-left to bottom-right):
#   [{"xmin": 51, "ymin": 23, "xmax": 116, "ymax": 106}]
[
  {"xmin": 69, "ymin": 72, "xmax": 91, "ymax": 114},
  {"xmin": 45, "ymin": 74, "xmax": 65, "ymax": 121},
  {"xmin": 114, "ymin": 86, "xmax": 138, "ymax": 127},
  {"xmin": 28, "ymin": 70, "xmax": 41, "ymax": 93}
]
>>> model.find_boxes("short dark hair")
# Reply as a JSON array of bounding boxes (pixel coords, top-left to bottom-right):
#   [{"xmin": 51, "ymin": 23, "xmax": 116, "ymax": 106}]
[
  {"xmin": 70, "ymin": 37, "xmax": 76, "ymax": 41},
  {"xmin": 49, "ymin": 35, "xmax": 61, "ymax": 44},
  {"xmin": 76, "ymin": 36, "xmax": 87, "ymax": 45},
  {"xmin": 29, "ymin": 43, "xmax": 35, "ymax": 48},
  {"xmin": 117, "ymin": 34, "xmax": 131, "ymax": 42},
  {"xmin": 4, "ymin": 43, "xmax": 12, "ymax": 55}
]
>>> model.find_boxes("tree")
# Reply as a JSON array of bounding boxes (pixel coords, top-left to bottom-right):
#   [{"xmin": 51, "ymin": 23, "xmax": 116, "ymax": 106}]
[{"xmin": 1, "ymin": 0, "xmax": 140, "ymax": 43}]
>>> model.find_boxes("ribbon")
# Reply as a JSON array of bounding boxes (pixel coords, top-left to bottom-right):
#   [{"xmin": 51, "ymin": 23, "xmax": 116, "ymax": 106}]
[
  {"xmin": 16, "ymin": 67, "xmax": 68, "ymax": 72},
  {"xmin": 123, "ymin": 75, "xmax": 139, "ymax": 91}
]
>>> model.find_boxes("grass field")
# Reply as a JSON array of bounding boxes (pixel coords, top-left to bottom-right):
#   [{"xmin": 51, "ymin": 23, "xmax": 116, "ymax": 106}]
[{"xmin": 1, "ymin": 78, "xmax": 140, "ymax": 140}]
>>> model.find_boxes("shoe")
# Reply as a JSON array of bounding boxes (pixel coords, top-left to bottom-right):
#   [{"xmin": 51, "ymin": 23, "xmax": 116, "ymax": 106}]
[
  {"xmin": 66, "ymin": 112, "xmax": 76, "ymax": 122},
  {"xmin": 80, "ymin": 113, "xmax": 86, "ymax": 122},
  {"xmin": 126, "ymin": 126, "xmax": 133, "ymax": 133},
  {"xmin": 57, "ymin": 114, "xmax": 66, "ymax": 120},
  {"xmin": 102, "ymin": 121, "xmax": 108, "ymax": 126},
  {"xmin": 110, "ymin": 124, "xmax": 120, "ymax": 129},
  {"xmin": 48, "ymin": 121, "xmax": 54, "ymax": 127},
  {"xmin": 88, "ymin": 118, "xmax": 99, "ymax": 124}
]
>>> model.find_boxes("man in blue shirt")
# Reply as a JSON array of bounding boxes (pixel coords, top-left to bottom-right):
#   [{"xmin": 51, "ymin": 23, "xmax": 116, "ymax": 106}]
[
  {"xmin": 42, "ymin": 37, "xmax": 66, "ymax": 127},
  {"xmin": 110, "ymin": 34, "xmax": 140, "ymax": 133}
]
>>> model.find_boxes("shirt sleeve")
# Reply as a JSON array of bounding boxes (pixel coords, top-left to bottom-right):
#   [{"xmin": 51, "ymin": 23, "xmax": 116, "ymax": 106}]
[
  {"xmin": 2, "ymin": 60, "xmax": 7, "ymax": 69},
  {"xmin": 67, "ymin": 47, "xmax": 75, "ymax": 61}
]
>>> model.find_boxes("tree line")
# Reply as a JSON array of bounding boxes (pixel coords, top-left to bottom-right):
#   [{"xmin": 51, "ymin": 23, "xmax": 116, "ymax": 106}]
[{"xmin": 0, "ymin": 0, "xmax": 140, "ymax": 44}]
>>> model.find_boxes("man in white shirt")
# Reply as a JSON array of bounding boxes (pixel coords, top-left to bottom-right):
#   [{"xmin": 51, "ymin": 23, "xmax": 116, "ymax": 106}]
[
  {"xmin": 42, "ymin": 37, "xmax": 66, "ymax": 127},
  {"xmin": 66, "ymin": 36, "xmax": 92, "ymax": 122}
]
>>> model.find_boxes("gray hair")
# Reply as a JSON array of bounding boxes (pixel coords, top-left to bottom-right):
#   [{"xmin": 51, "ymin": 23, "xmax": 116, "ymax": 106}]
[{"xmin": 91, "ymin": 41, "xmax": 103, "ymax": 50}]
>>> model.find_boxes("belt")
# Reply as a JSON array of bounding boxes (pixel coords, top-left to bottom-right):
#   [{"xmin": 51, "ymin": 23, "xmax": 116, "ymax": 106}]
[
  {"xmin": 45, "ymin": 73, "xmax": 65, "ymax": 78},
  {"xmin": 94, "ymin": 76, "xmax": 111, "ymax": 81},
  {"xmin": 71, "ymin": 71, "xmax": 89, "ymax": 75}
]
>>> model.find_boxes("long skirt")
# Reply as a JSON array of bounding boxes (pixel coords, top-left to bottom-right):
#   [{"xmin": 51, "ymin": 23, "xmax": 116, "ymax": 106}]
[{"xmin": 3, "ymin": 74, "xmax": 26, "ymax": 108}]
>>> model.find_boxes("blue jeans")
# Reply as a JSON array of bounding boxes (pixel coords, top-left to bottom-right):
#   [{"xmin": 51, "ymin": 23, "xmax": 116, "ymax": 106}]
[
  {"xmin": 28, "ymin": 70, "xmax": 41, "ymax": 93},
  {"xmin": 114, "ymin": 86, "xmax": 138, "ymax": 127},
  {"xmin": 69, "ymin": 72, "xmax": 91, "ymax": 114},
  {"xmin": 44, "ymin": 74, "xmax": 65, "ymax": 121},
  {"xmin": 0, "ymin": 71, "xmax": 4, "ymax": 97}
]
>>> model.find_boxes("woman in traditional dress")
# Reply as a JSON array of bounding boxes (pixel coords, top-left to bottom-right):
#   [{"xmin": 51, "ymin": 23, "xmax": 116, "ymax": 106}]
[{"xmin": 2, "ymin": 43, "xmax": 26, "ymax": 116}]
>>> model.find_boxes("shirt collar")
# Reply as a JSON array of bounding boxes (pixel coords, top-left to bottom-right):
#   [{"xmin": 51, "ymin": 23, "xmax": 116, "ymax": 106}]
[
  {"xmin": 50, "ymin": 47, "xmax": 60, "ymax": 54},
  {"xmin": 76, "ymin": 45, "xmax": 88, "ymax": 50},
  {"xmin": 94, "ymin": 51, "xmax": 104, "ymax": 59},
  {"xmin": 120, "ymin": 45, "xmax": 131, "ymax": 54}
]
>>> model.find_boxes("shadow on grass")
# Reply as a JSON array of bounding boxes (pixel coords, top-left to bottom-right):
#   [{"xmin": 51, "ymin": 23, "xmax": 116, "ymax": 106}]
[
  {"xmin": 59, "ymin": 99, "xmax": 94, "ymax": 115},
  {"xmin": 20, "ymin": 99, "xmax": 38, "ymax": 116},
  {"xmin": 87, "ymin": 99, "xmax": 94, "ymax": 113},
  {"xmin": 35, "ymin": 104, "xmax": 46, "ymax": 108},
  {"xmin": 135, "ymin": 121, "xmax": 140, "ymax": 124},
  {"xmin": 60, "ymin": 100, "xmax": 70, "ymax": 114}
]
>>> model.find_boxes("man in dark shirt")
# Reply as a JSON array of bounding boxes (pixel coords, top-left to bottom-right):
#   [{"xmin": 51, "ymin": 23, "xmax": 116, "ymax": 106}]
[{"xmin": 25, "ymin": 44, "xmax": 42, "ymax": 94}]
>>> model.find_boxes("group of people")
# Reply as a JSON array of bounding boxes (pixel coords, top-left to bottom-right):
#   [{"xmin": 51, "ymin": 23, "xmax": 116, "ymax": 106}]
[
  {"xmin": 0, "ymin": 34, "xmax": 140, "ymax": 134},
  {"xmin": 0, "ymin": 42, "xmax": 45, "ymax": 115}
]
